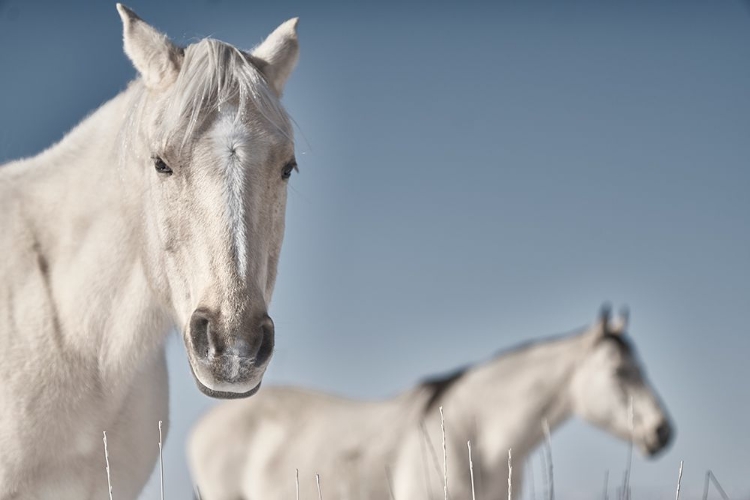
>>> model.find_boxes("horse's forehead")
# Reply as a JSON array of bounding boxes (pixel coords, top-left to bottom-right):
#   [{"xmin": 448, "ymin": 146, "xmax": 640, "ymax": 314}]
[
  {"xmin": 598, "ymin": 333, "xmax": 635, "ymax": 356},
  {"xmin": 208, "ymin": 104, "xmax": 293, "ymax": 154}
]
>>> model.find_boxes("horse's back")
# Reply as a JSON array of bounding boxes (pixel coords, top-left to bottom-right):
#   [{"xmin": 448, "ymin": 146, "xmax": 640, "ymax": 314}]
[
  {"xmin": 188, "ymin": 387, "xmax": 336, "ymax": 499},
  {"xmin": 189, "ymin": 386, "xmax": 409, "ymax": 500}
]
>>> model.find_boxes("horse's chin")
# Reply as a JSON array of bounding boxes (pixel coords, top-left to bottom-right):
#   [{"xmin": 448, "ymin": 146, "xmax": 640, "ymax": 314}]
[
  {"xmin": 193, "ymin": 376, "xmax": 262, "ymax": 399},
  {"xmin": 186, "ymin": 357, "xmax": 263, "ymax": 399},
  {"xmin": 640, "ymin": 440, "xmax": 669, "ymax": 459}
]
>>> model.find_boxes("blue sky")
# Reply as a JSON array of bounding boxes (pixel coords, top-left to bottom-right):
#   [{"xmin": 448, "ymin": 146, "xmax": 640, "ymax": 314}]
[{"xmin": 1, "ymin": 1, "xmax": 749, "ymax": 498}]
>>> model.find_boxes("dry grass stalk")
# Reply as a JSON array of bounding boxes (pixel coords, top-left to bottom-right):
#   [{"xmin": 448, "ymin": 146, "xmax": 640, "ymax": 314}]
[
  {"xmin": 316, "ymin": 473, "xmax": 323, "ymax": 500},
  {"xmin": 703, "ymin": 470, "xmax": 730, "ymax": 500},
  {"xmin": 540, "ymin": 450, "xmax": 549, "ymax": 500},
  {"xmin": 602, "ymin": 470, "xmax": 609, "ymax": 500},
  {"xmin": 507, "ymin": 448, "xmax": 513, "ymax": 500},
  {"xmin": 542, "ymin": 419, "xmax": 554, "ymax": 500},
  {"xmin": 158, "ymin": 421, "xmax": 165, "ymax": 500},
  {"xmin": 296, "ymin": 469, "xmax": 300, "ymax": 500},
  {"xmin": 675, "ymin": 461, "xmax": 684, "ymax": 500},
  {"xmin": 420, "ymin": 421, "xmax": 444, "ymax": 489},
  {"xmin": 527, "ymin": 457, "xmax": 536, "ymax": 500},
  {"xmin": 621, "ymin": 397, "xmax": 634, "ymax": 500},
  {"xmin": 419, "ymin": 424, "xmax": 433, "ymax": 499},
  {"xmin": 439, "ymin": 406, "xmax": 448, "ymax": 500},
  {"xmin": 467, "ymin": 441, "xmax": 476, "ymax": 500},
  {"xmin": 103, "ymin": 431, "xmax": 113, "ymax": 500}
]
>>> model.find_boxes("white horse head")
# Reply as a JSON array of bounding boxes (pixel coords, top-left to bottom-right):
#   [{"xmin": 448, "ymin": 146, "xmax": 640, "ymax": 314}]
[
  {"xmin": 116, "ymin": 5, "xmax": 299, "ymax": 398},
  {"xmin": 570, "ymin": 305, "xmax": 674, "ymax": 456}
]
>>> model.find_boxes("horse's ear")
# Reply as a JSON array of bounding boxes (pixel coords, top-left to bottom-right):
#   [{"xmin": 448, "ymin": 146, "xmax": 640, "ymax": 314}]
[
  {"xmin": 609, "ymin": 306, "xmax": 629, "ymax": 335},
  {"xmin": 250, "ymin": 18, "xmax": 300, "ymax": 96},
  {"xmin": 595, "ymin": 302, "xmax": 612, "ymax": 336},
  {"xmin": 116, "ymin": 4, "xmax": 182, "ymax": 90}
]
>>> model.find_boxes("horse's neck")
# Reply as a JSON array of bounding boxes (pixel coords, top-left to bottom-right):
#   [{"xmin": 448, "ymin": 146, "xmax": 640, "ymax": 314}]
[
  {"xmin": 460, "ymin": 331, "xmax": 590, "ymax": 468},
  {"xmin": 7, "ymin": 84, "xmax": 169, "ymax": 380}
]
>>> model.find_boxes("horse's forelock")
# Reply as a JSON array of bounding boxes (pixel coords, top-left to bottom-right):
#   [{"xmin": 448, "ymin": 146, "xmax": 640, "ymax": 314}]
[{"xmin": 156, "ymin": 38, "xmax": 291, "ymax": 151}]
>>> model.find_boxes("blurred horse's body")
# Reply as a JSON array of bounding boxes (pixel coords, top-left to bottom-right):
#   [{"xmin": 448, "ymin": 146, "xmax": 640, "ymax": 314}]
[
  {"xmin": 189, "ymin": 307, "xmax": 673, "ymax": 500},
  {"xmin": 0, "ymin": 5, "xmax": 300, "ymax": 499}
]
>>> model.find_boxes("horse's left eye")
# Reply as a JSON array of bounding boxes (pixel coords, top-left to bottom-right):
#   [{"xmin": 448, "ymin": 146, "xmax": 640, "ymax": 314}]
[
  {"xmin": 282, "ymin": 161, "xmax": 296, "ymax": 181},
  {"xmin": 152, "ymin": 156, "xmax": 173, "ymax": 176}
]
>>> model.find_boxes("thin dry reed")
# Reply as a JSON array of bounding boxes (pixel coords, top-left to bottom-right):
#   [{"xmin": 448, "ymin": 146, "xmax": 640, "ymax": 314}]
[
  {"xmin": 419, "ymin": 424, "xmax": 433, "ymax": 499},
  {"xmin": 508, "ymin": 448, "xmax": 513, "ymax": 500},
  {"xmin": 702, "ymin": 470, "xmax": 730, "ymax": 500},
  {"xmin": 540, "ymin": 449, "xmax": 549, "ymax": 500},
  {"xmin": 158, "ymin": 421, "xmax": 165, "ymax": 500},
  {"xmin": 467, "ymin": 441, "xmax": 477, "ymax": 500},
  {"xmin": 675, "ymin": 461, "xmax": 684, "ymax": 500},
  {"xmin": 316, "ymin": 473, "xmax": 323, "ymax": 500},
  {"xmin": 621, "ymin": 397, "xmax": 634, "ymax": 500},
  {"xmin": 526, "ymin": 458, "xmax": 536, "ymax": 500},
  {"xmin": 103, "ymin": 431, "xmax": 113, "ymax": 500},
  {"xmin": 296, "ymin": 469, "xmax": 300, "ymax": 500},
  {"xmin": 603, "ymin": 470, "xmax": 609, "ymax": 500},
  {"xmin": 420, "ymin": 421, "xmax": 444, "ymax": 487},
  {"xmin": 542, "ymin": 419, "xmax": 554, "ymax": 500},
  {"xmin": 439, "ymin": 406, "xmax": 448, "ymax": 500}
]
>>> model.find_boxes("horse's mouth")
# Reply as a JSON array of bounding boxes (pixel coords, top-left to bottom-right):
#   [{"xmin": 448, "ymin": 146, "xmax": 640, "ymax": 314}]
[
  {"xmin": 193, "ymin": 375, "xmax": 262, "ymax": 399},
  {"xmin": 186, "ymin": 358, "xmax": 263, "ymax": 399},
  {"xmin": 640, "ymin": 436, "xmax": 671, "ymax": 459}
]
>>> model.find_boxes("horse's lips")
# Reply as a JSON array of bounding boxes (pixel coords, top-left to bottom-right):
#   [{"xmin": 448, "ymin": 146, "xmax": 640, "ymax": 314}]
[
  {"xmin": 194, "ymin": 376, "xmax": 262, "ymax": 399},
  {"xmin": 186, "ymin": 356, "xmax": 263, "ymax": 400}
]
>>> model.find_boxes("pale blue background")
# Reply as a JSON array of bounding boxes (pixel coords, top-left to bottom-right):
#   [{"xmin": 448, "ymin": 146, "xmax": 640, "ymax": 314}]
[{"xmin": 1, "ymin": 1, "xmax": 749, "ymax": 499}]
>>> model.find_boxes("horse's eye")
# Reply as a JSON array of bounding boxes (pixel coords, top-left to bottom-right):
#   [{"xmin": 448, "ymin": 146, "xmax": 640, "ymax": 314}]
[
  {"xmin": 616, "ymin": 367, "xmax": 635, "ymax": 380},
  {"xmin": 153, "ymin": 156, "xmax": 173, "ymax": 176},
  {"xmin": 281, "ymin": 161, "xmax": 296, "ymax": 181}
]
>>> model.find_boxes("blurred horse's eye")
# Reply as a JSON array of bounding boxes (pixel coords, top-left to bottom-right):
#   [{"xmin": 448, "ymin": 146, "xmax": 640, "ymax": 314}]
[
  {"xmin": 616, "ymin": 366, "xmax": 636, "ymax": 380},
  {"xmin": 153, "ymin": 156, "xmax": 173, "ymax": 176},
  {"xmin": 282, "ymin": 160, "xmax": 296, "ymax": 180}
]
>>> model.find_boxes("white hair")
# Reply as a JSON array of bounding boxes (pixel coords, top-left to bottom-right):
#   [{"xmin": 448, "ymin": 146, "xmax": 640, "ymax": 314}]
[{"xmin": 122, "ymin": 37, "xmax": 292, "ymax": 156}]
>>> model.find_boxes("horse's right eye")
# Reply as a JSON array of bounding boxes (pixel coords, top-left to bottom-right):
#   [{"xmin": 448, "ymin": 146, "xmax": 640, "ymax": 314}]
[{"xmin": 153, "ymin": 156, "xmax": 173, "ymax": 176}]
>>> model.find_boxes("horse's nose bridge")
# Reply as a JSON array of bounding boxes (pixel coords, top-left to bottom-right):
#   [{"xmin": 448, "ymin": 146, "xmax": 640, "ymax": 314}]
[{"xmin": 634, "ymin": 383, "xmax": 670, "ymax": 430}]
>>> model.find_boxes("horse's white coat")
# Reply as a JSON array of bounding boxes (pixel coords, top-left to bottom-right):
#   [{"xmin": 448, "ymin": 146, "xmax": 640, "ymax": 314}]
[
  {"xmin": 189, "ymin": 308, "xmax": 674, "ymax": 500},
  {"xmin": 0, "ymin": 5, "xmax": 300, "ymax": 499},
  {"xmin": 213, "ymin": 105, "xmax": 250, "ymax": 280}
]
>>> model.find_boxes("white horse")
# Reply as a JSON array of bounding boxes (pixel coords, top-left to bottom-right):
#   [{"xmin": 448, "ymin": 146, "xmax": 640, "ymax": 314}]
[
  {"xmin": 189, "ymin": 306, "xmax": 673, "ymax": 500},
  {"xmin": 0, "ymin": 5, "xmax": 300, "ymax": 499}
]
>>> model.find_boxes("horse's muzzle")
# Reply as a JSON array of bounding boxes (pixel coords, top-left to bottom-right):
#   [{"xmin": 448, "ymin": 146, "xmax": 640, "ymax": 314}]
[
  {"xmin": 185, "ymin": 308, "xmax": 275, "ymax": 398},
  {"xmin": 646, "ymin": 419, "xmax": 674, "ymax": 457}
]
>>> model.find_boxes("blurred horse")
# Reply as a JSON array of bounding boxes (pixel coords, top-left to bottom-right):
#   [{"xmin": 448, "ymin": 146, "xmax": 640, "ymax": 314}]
[
  {"xmin": 0, "ymin": 4, "xmax": 300, "ymax": 499},
  {"xmin": 189, "ymin": 305, "xmax": 674, "ymax": 500}
]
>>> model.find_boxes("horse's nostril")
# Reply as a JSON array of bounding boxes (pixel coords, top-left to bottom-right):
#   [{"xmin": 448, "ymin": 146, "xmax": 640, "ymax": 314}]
[
  {"xmin": 656, "ymin": 421, "xmax": 672, "ymax": 446},
  {"xmin": 189, "ymin": 309, "xmax": 222, "ymax": 356},
  {"xmin": 255, "ymin": 315, "xmax": 275, "ymax": 365}
]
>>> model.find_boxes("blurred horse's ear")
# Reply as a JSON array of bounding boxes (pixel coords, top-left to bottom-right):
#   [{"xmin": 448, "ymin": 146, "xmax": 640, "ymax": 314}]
[
  {"xmin": 117, "ymin": 3, "xmax": 183, "ymax": 89},
  {"xmin": 609, "ymin": 306, "xmax": 629, "ymax": 335},
  {"xmin": 250, "ymin": 18, "xmax": 300, "ymax": 96},
  {"xmin": 595, "ymin": 302, "xmax": 613, "ymax": 336}
]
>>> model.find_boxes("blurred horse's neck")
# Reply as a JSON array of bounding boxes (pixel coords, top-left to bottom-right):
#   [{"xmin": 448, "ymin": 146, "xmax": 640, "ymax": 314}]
[{"xmin": 460, "ymin": 330, "xmax": 591, "ymax": 469}]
